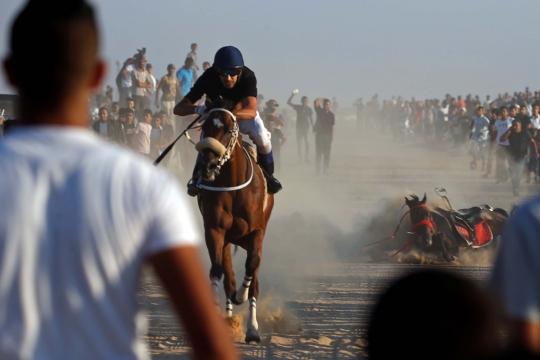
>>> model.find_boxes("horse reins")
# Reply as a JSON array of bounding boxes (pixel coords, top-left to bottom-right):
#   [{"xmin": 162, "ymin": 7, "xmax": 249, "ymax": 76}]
[{"xmin": 196, "ymin": 108, "xmax": 254, "ymax": 192}]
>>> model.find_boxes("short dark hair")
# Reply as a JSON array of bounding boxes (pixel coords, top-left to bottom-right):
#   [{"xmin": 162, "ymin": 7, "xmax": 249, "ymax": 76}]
[
  {"xmin": 499, "ymin": 106, "xmax": 508, "ymax": 112},
  {"xmin": 112, "ymin": 101, "xmax": 119, "ymax": 107},
  {"xmin": 145, "ymin": 63, "xmax": 152, "ymax": 70},
  {"xmin": 191, "ymin": 43, "xmax": 197, "ymax": 48},
  {"xmin": 8, "ymin": 0, "xmax": 98, "ymax": 109},
  {"xmin": 203, "ymin": 61, "xmax": 211, "ymax": 68},
  {"xmin": 509, "ymin": 105, "xmax": 516, "ymax": 111},
  {"xmin": 143, "ymin": 109, "xmax": 153, "ymax": 116},
  {"xmin": 118, "ymin": 108, "xmax": 127, "ymax": 117},
  {"xmin": 126, "ymin": 97, "xmax": 134, "ymax": 103},
  {"xmin": 185, "ymin": 57, "xmax": 194, "ymax": 66},
  {"xmin": 323, "ymin": 99, "xmax": 331, "ymax": 106},
  {"xmin": 301, "ymin": 96, "xmax": 308, "ymax": 102},
  {"xmin": 125, "ymin": 108, "xmax": 134, "ymax": 114}
]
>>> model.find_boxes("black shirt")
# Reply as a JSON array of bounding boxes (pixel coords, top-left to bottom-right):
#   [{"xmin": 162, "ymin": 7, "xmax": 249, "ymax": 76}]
[
  {"xmin": 517, "ymin": 114, "xmax": 531, "ymax": 129},
  {"xmin": 314, "ymin": 106, "xmax": 335, "ymax": 139},
  {"xmin": 508, "ymin": 130, "xmax": 532, "ymax": 157},
  {"xmin": 291, "ymin": 104, "xmax": 313, "ymax": 130},
  {"xmin": 270, "ymin": 128, "xmax": 284, "ymax": 157},
  {"xmin": 184, "ymin": 66, "xmax": 257, "ymax": 104}
]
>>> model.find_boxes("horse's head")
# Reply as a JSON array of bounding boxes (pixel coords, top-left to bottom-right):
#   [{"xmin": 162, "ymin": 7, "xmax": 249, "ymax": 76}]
[
  {"xmin": 195, "ymin": 98, "xmax": 241, "ymax": 181},
  {"xmin": 405, "ymin": 193, "xmax": 434, "ymax": 247}
]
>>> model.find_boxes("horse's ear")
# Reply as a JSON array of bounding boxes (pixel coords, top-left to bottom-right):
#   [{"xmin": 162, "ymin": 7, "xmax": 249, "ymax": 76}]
[
  {"xmin": 405, "ymin": 196, "xmax": 410, "ymax": 205},
  {"xmin": 421, "ymin": 193, "xmax": 427, "ymax": 204},
  {"xmin": 411, "ymin": 194, "xmax": 418, "ymax": 201}
]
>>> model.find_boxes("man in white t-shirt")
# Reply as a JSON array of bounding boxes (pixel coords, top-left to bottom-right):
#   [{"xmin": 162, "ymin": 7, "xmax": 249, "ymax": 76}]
[
  {"xmin": 1, "ymin": 1, "xmax": 238, "ymax": 359},
  {"xmin": 492, "ymin": 199, "xmax": 540, "ymax": 354},
  {"xmin": 493, "ymin": 106, "xmax": 513, "ymax": 184},
  {"xmin": 530, "ymin": 104, "xmax": 540, "ymax": 130}
]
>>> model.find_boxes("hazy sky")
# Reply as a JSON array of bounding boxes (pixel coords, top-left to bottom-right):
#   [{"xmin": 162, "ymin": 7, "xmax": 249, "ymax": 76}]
[{"xmin": 2, "ymin": 0, "xmax": 540, "ymax": 106}]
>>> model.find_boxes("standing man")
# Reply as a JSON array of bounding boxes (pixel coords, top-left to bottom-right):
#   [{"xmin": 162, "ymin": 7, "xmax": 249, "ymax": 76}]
[
  {"xmin": 187, "ymin": 43, "xmax": 199, "ymax": 82},
  {"xmin": 0, "ymin": 1, "xmax": 238, "ymax": 359},
  {"xmin": 313, "ymin": 98, "xmax": 335, "ymax": 175},
  {"xmin": 145, "ymin": 63, "xmax": 156, "ymax": 110},
  {"xmin": 353, "ymin": 97, "xmax": 365, "ymax": 132},
  {"xmin": 494, "ymin": 106, "xmax": 513, "ymax": 184},
  {"xmin": 470, "ymin": 106, "xmax": 490, "ymax": 171},
  {"xmin": 530, "ymin": 103, "xmax": 540, "ymax": 131},
  {"xmin": 176, "ymin": 57, "xmax": 195, "ymax": 101},
  {"xmin": 155, "ymin": 64, "xmax": 181, "ymax": 133},
  {"xmin": 118, "ymin": 56, "xmax": 135, "ymax": 105},
  {"xmin": 132, "ymin": 54, "xmax": 152, "ymax": 120},
  {"xmin": 287, "ymin": 90, "xmax": 314, "ymax": 164},
  {"xmin": 174, "ymin": 46, "xmax": 282, "ymax": 195},
  {"xmin": 500, "ymin": 119, "xmax": 538, "ymax": 196}
]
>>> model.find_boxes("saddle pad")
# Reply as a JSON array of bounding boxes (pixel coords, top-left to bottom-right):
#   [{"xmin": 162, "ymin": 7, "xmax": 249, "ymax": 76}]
[{"xmin": 455, "ymin": 220, "xmax": 493, "ymax": 248}]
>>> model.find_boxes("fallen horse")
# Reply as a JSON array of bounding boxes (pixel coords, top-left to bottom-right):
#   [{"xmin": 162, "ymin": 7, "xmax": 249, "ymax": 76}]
[{"xmin": 363, "ymin": 189, "xmax": 509, "ymax": 262}]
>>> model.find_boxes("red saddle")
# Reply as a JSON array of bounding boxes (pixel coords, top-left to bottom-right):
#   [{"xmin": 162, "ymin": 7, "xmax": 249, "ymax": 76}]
[{"xmin": 454, "ymin": 219, "xmax": 493, "ymax": 248}]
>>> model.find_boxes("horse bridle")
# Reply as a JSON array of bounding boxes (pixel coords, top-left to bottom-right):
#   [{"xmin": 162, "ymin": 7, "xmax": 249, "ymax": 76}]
[
  {"xmin": 196, "ymin": 108, "xmax": 254, "ymax": 192},
  {"xmin": 409, "ymin": 203, "xmax": 438, "ymax": 236}
]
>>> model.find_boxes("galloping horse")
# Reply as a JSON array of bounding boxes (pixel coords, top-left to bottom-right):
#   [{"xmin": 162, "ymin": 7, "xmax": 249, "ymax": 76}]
[
  {"xmin": 404, "ymin": 193, "xmax": 507, "ymax": 261},
  {"xmin": 194, "ymin": 98, "xmax": 274, "ymax": 343}
]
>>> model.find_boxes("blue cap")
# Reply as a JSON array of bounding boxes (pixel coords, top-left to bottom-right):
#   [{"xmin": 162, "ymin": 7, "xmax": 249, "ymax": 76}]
[{"xmin": 213, "ymin": 46, "xmax": 244, "ymax": 69}]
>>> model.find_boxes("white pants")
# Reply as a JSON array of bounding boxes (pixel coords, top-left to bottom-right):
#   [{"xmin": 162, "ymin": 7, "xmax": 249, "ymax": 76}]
[
  {"xmin": 238, "ymin": 112, "xmax": 272, "ymax": 154},
  {"xmin": 161, "ymin": 100, "xmax": 176, "ymax": 133}
]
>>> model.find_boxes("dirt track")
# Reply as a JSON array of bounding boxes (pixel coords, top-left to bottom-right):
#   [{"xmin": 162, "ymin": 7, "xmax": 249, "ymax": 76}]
[{"xmin": 141, "ymin": 116, "xmax": 537, "ymax": 359}]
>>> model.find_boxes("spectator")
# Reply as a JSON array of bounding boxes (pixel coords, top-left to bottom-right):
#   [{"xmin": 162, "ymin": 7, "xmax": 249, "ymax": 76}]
[
  {"xmin": 483, "ymin": 108, "xmax": 500, "ymax": 178},
  {"xmin": 158, "ymin": 111, "xmax": 175, "ymax": 169},
  {"xmin": 132, "ymin": 54, "xmax": 152, "ymax": 120},
  {"xmin": 262, "ymin": 99, "xmax": 285, "ymax": 127},
  {"xmin": 124, "ymin": 108, "xmax": 136, "ymax": 148},
  {"xmin": 105, "ymin": 85, "xmax": 114, "ymax": 102},
  {"xmin": 150, "ymin": 114, "xmax": 163, "ymax": 159},
  {"xmin": 266, "ymin": 115, "xmax": 286, "ymax": 174},
  {"xmin": 118, "ymin": 56, "xmax": 136, "ymax": 105},
  {"xmin": 126, "ymin": 97, "xmax": 137, "ymax": 123},
  {"xmin": 176, "ymin": 57, "xmax": 195, "ymax": 100},
  {"xmin": 525, "ymin": 128, "xmax": 540, "ymax": 184},
  {"xmin": 146, "ymin": 63, "xmax": 156, "ymax": 108},
  {"xmin": 202, "ymin": 61, "xmax": 211, "ymax": 71},
  {"xmin": 530, "ymin": 104, "xmax": 540, "ymax": 130},
  {"xmin": 92, "ymin": 107, "xmax": 119, "ymax": 141},
  {"xmin": 353, "ymin": 97, "xmax": 365, "ymax": 132},
  {"xmin": 492, "ymin": 200, "xmax": 540, "ymax": 355},
  {"xmin": 155, "ymin": 64, "xmax": 180, "ymax": 133},
  {"xmin": 133, "ymin": 108, "xmax": 153, "ymax": 158},
  {"xmin": 0, "ymin": 1, "xmax": 238, "ymax": 359},
  {"xmin": 313, "ymin": 98, "xmax": 335, "ymax": 175},
  {"xmin": 369, "ymin": 270, "xmax": 503, "ymax": 360},
  {"xmin": 186, "ymin": 43, "xmax": 199, "ymax": 81},
  {"xmin": 456, "ymin": 95, "xmax": 466, "ymax": 109},
  {"xmin": 470, "ymin": 106, "xmax": 490, "ymax": 170},
  {"xmin": 110, "ymin": 101, "xmax": 120, "ymax": 121},
  {"xmin": 116, "ymin": 108, "xmax": 129, "ymax": 146},
  {"xmin": 257, "ymin": 94, "xmax": 265, "ymax": 114},
  {"xmin": 494, "ymin": 106, "xmax": 513, "ymax": 184},
  {"xmin": 287, "ymin": 91, "xmax": 314, "ymax": 164},
  {"xmin": 500, "ymin": 119, "xmax": 538, "ymax": 196},
  {"xmin": 517, "ymin": 104, "xmax": 531, "ymax": 130}
]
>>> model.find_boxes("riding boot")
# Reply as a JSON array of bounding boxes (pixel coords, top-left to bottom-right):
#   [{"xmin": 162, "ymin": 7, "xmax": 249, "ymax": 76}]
[
  {"xmin": 258, "ymin": 151, "xmax": 282, "ymax": 194},
  {"xmin": 187, "ymin": 154, "xmax": 202, "ymax": 197}
]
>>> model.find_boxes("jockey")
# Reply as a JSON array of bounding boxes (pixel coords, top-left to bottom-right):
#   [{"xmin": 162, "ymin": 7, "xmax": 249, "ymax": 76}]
[{"xmin": 174, "ymin": 46, "xmax": 282, "ymax": 196}]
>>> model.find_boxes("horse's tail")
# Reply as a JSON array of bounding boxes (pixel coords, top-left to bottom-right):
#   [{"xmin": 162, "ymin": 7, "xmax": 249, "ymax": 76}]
[{"xmin": 493, "ymin": 207, "xmax": 510, "ymax": 218}]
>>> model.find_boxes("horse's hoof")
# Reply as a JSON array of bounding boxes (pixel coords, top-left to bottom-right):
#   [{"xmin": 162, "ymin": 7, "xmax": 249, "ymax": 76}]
[{"xmin": 245, "ymin": 329, "xmax": 260, "ymax": 344}]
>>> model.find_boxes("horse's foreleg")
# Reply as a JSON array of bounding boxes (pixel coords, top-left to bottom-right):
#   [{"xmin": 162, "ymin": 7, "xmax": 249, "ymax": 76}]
[
  {"xmin": 438, "ymin": 233, "xmax": 455, "ymax": 262},
  {"xmin": 206, "ymin": 228, "xmax": 225, "ymax": 312},
  {"xmin": 245, "ymin": 232, "xmax": 263, "ymax": 344},
  {"xmin": 222, "ymin": 243, "xmax": 236, "ymax": 318}
]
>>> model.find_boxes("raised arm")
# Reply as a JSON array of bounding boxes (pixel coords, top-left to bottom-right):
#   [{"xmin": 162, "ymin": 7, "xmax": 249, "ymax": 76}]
[
  {"xmin": 149, "ymin": 246, "xmax": 239, "ymax": 360},
  {"xmin": 314, "ymin": 98, "xmax": 324, "ymax": 108},
  {"xmin": 287, "ymin": 93, "xmax": 296, "ymax": 107}
]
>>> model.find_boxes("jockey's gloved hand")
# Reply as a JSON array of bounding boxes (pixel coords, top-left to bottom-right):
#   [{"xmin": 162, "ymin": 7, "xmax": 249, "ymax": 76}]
[{"xmin": 195, "ymin": 105, "xmax": 207, "ymax": 116}]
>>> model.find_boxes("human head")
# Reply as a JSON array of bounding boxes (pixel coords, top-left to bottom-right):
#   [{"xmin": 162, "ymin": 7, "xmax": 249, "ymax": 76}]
[
  {"xmin": 167, "ymin": 64, "xmax": 175, "ymax": 75},
  {"xmin": 126, "ymin": 97, "xmax": 135, "ymax": 109},
  {"xmin": 512, "ymin": 119, "xmax": 522, "ymax": 132},
  {"xmin": 476, "ymin": 106, "xmax": 485, "ymax": 116},
  {"xmin": 301, "ymin": 96, "xmax": 308, "ymax": 106},
  {"xmin": 98, "ymin": 107, "xmax": 108, "ymax": 122},
  {"xmin": 3, "ymin": 0, "xmax": 104, "ymax": 116},
  {"xmin": 500, "ymin": 106, "xmax": 509, "ymax": 120},
  {"xmin": 191, "ymin": 43, "xmax": 197, "ymax": 52},
  {"xmin": 145, "ymin": 63, "xmax": 152, "ymax": 74},
  {"xmin": 118, "ymin": 108, "xmax": 127, "ymax": 123},
  {"xmin": 111, "ymin": 102, "xmax": 119, "ymax": 113},
  {"xmin": 159, "ymin": 110, "xmax": 168, "ymax": 124},
  {"xmin": 266, "ymin": 100, "xmax": 279, "ymax": 111},
  {"xmin": 126, "ymin": 108, "xmax": 134, "ymax": 123},
  {"xmin": 323, "ymin": 99, "xmax": 331, "ymax": 112},
  {"xmin": 213, "ymin": 46, "xmax": 244, "ymax": 89},
  {"xmin": 203, "ymin": 61, "xmax": 211, "ymax": 71},
  {"xmin": 152, "ymin": 114, "xmax": 161, "ymax": 127},
  {"xmin": 533, "ymin": 104, "xmax": 540, "ymax": 116},
  {"xmin": 136, "ymin": 54, "xmax": 147, "ymax": 70},
  {"xmin": 184, "ymin": 57, "xmax": 194, "ymax": 68},
  {"xmin": 520, "ymin": 105, "xmax": 527, "ymax": 116},
  {"xmin": 509, "ymin": 105, "xmax": 517, "ymax": 117},
  {"xmin": 368, "ymin": 270, "xmax": 502, "ymax": 360},
  {"xmin": 143, "ymin": 109, "xmax": 152, "ymax": 123}
]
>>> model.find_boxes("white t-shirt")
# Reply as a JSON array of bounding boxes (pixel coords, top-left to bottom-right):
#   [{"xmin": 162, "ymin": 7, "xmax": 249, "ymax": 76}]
[
  {"xmin": 494, "ymin": 117, "xmax": 513, "ymax": 145},
  {"xmin": 0, "ymin": 127, "xmax": 199, "ymax": 360},
  {"xmin": 492, "ymin": 197, "xmax": 540, "ymax": 325},
  {"xmin": 133, "ymin": 122, "xmax": 152, "ymax": 154},
  {"xmin": 122, "ymin": 64, "xmax": 134, "ymax": 89},
  {"xmin": 530, "ymin": 115, "xmax": 540, "ymax": 130}
]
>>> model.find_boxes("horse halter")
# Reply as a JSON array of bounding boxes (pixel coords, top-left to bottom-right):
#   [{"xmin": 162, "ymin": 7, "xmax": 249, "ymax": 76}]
[
  {"xmin": 206, "ymin": 108, "xmax": 239, "ymax": 175},
  {"xmin": 409, "ymin": 204, "xmax": 438, "ymax": 235}
]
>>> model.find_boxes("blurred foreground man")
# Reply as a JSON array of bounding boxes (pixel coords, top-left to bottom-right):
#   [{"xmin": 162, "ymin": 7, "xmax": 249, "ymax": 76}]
[{"xmin": 0, "ymin": 1, "xmax": 238, "ymax": 359}]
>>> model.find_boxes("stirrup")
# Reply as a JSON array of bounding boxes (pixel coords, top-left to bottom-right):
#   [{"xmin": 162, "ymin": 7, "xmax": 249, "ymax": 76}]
[{"xmin": 187, "ymin": 178, "xmax": 200, "ymax": 197}]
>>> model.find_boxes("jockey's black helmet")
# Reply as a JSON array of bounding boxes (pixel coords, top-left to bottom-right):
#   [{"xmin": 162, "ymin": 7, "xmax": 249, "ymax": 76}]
[{"xmin": 213, "ymin": 46, "xmax": 244, "ymax": 69}]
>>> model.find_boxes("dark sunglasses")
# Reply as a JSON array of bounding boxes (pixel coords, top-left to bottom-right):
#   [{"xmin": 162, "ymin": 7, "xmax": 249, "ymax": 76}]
[{"xmin": 217, "ymin": 68, "xmax": 242, "ymax": 77}]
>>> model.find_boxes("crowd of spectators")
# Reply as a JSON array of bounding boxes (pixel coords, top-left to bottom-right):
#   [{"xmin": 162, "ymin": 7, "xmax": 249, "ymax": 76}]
[{"xmin": 354, "ymin": 88, "xmax": 540, "ymax": 196}]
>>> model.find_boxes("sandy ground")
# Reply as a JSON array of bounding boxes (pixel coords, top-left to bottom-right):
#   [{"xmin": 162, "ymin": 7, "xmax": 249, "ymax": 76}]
[{"xmin": 141, "ymin": 115, "xmax": 539, "ymax": 359}]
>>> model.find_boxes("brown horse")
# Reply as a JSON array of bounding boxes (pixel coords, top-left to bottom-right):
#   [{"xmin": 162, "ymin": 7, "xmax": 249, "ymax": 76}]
[
  {"xmin": 405, "ymin": 194, "xmax": 508, "ymax": 262},
  {"xmin": 194, "ymin": 98, "xmax": 274, "ymax": 343}
]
